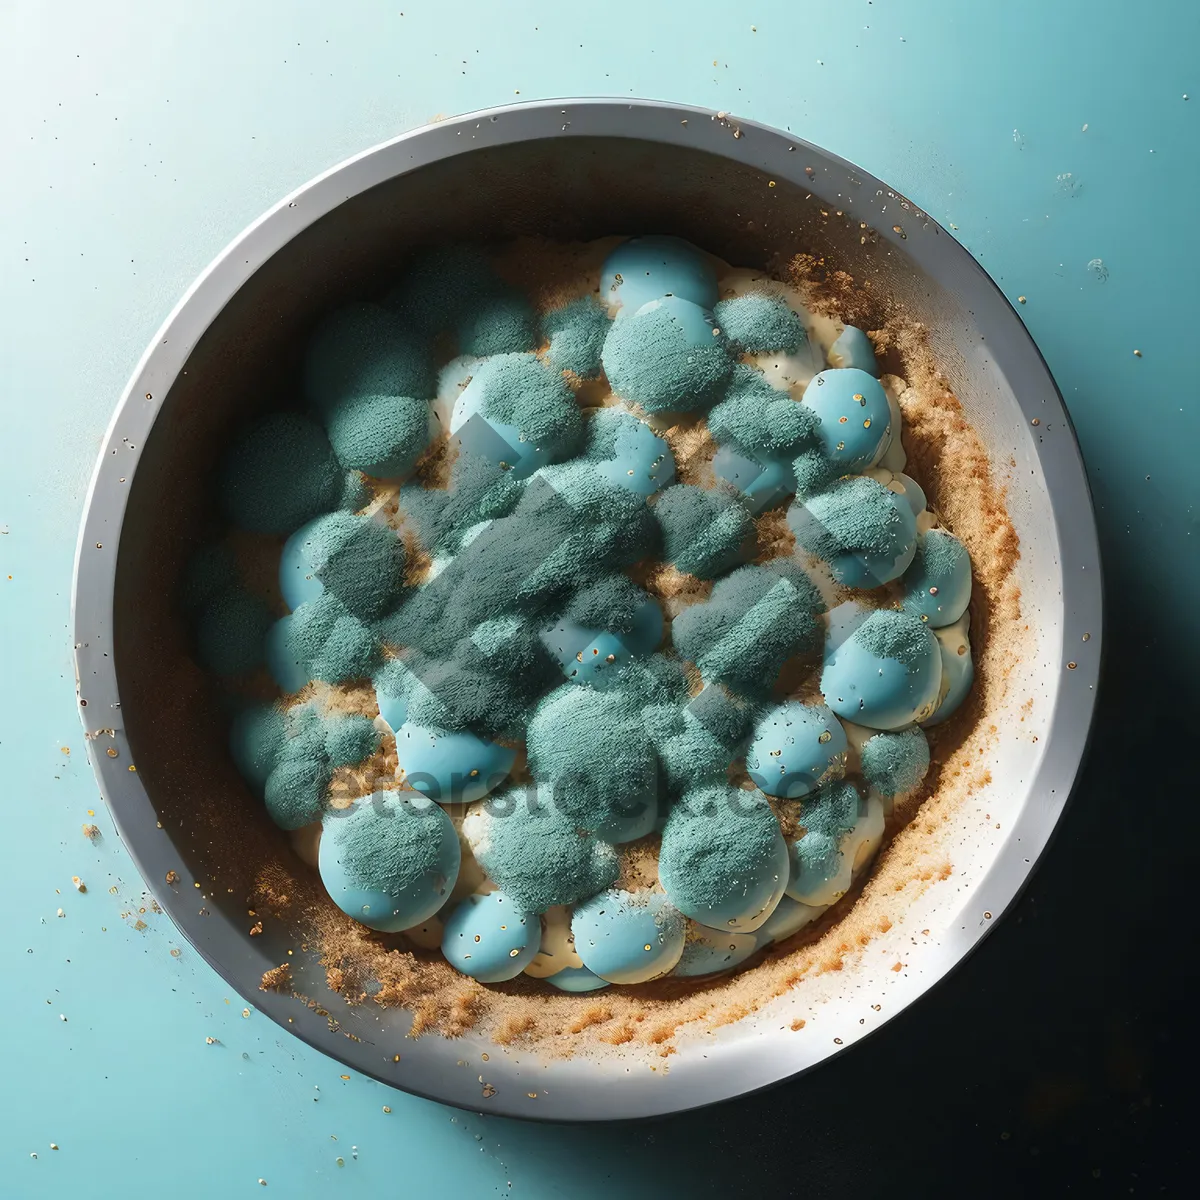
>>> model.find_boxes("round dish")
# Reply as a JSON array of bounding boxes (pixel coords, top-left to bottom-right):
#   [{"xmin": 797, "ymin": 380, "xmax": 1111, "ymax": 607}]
[{"xmin": 71, "ymin": 98, "xmax": 1102, "ymax": 1121}]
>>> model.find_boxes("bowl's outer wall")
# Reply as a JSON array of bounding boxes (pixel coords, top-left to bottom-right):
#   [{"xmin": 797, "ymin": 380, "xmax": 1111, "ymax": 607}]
[{"xmin": 74, "ymin": 99, "xmax": 1101, "ymax": 1121}]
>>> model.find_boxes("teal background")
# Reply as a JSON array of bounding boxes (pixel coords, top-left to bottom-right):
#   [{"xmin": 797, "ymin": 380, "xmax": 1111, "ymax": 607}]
[{"xmin": 1, "ymin": 1, "xmax": 1194, "ymax": 1195}]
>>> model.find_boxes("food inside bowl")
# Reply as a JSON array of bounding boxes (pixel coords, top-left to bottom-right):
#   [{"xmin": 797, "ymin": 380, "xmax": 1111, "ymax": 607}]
[{"xmin": 182, "ymin": 233, "xmax": 1016, "ymax": 1041}]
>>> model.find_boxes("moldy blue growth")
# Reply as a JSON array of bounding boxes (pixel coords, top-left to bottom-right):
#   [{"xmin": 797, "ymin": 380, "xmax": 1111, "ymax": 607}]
[
  {"xmin": 454, "ymin": 353, "xmax": 584, "ymax": 472},
  {"xmin": 788, "ymin": 474, "xmax": 917, "ymax": 588},
  {"xmin": 264, "ymin": 756, "xmax": 332, "ymax": 830},
  {"xmin": 324, "ymin": 391, "xmax": 430, "ymax": 479},
  {"xmin": 713, "ymin": 292, "xmax": 807, "ymax": 354},
  {"xmin": 563, "ymin": 573, "xmax": 655, "ymax": 635},
  {"xmin": 860, "ymin": 725, "xmax": 930, "ymax": 797},
  {"xmin": 280, "ymin": 512, "xmax": 405, "ymax": 619},
  {"xmin": 602, "ymin": 296, "xmax": 732, "ymax": 413},
  {"xmin": 319, "ymin": 792, "xmax": 460, "ymax": 932},
  {"xmin": 228, "ymin": 703, "xmax": 287, "ymax": 789},
  {"xmin": 339, "ymin": 469, "xmax": 371, "ymax": 512},
  {"xmin": 469, "ymin": 794, "xmax": 620, "ymax": 914},
  {"xmin": 526, "ymin": 683, "xmax": 660, "ymax": 841},
  {"xmin": 644, "ymin": 683, "xmax": 751, "ymax": 796},
  {"xmin": 707, "ymin": 365, "xmax": 818, "ymax": 456},
  {"xmin": 671, "ymin": 562, "xmax": 824, "ymax": 696},
  {"xmin": 821, "ymin": 608, "xmax": 942, "ymax": 730},
  {"xmin": 219, "ymin": 413, "xmax": 342, "ymax": 534},
  {"xmin": 457, "ymin": 287, "xmax": 538, "ymax": 356},
  {"xmin": 233, "ymin": 701, "xmax": 379, "ymax": 829},
  {"xmin": 195, "ymin": 587, "xmax": 271, "ymax": 677},
  {"xmin": 398, "ymin": 631, "xmax": 558, "ymax": 739},
  {"xmin": 400, "ymin": 449, "xmax": 525, "ymax": 557},
  {"xmin": 652, "ymin": 483, "xmax": 752, "ymax": 579},
  {"xmin": 586, "ymin": 405, "xmax": 676, "ymax": 496},
  {"xmin": 542, "ymin": 296, "xmax": 611, "ymax": 378},
  {"xmin": 786, "ymin": 778, "xmax": 862, "ymax": 901},
  {"xmin": 659, "ymin": 784, "xmax": 789, "ymax": 931},
  {"xmin": 303, "ymin": 302, "xmax": 434, "ymax": 416},
  {"xmin": 271, "ymin": 593, "xmax": 378, "ymax": 686}
]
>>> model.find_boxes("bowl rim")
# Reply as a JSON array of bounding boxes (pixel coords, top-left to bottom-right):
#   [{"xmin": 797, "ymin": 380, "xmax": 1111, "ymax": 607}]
[{"xmin": 71, "ymin": 96, "xmax": 1103, "ymax": 1121}]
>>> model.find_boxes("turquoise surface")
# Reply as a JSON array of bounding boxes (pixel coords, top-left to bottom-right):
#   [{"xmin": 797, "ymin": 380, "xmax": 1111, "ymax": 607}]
[{"xmin": 2, "ymin": 0, "xmax": 1196, "ymax": 1195}]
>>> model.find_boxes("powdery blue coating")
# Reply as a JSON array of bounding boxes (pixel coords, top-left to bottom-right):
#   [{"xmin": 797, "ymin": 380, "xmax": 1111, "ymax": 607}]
[
  {"xmin": 707, "ymin": 365, "xmax": 818, "ymax": 456},
  {"xmin": 228, "ymin": 704, "xmax": 286, "ymax": 791},
  {"xmin": 785, "ymin": 779, "xmax": 861, "ymax": 904},
  {"xmin": 339, "ymin": 470, "xmax": 371, "ymax": 513},
  {"xmin": 828, "ymin": 325, "xmax": 880, "ymax": 375},
  {"xmin": 671, "ymin": 563, "xmax": 824, "ymax": 697},
  {"xmin": 713, "ymin": 292, "xmax": 807, "ymax": 354},
  {"xmin": 271, "ymin": 593, "xmax": 379, "ymax": 687},
  {"xmin": 383, "ymin": 244, "xmax": 503, "ymax": 334},
  {"xmin": 546, "ymin": 966, "xmax": 610, "ymax": 992},
  {"xmin": 674, "ymin": 925, "xmax": 759, "ymax": 977},
  {"xmin": 745, "ymin": 702, "xmax": 848, "ymax": 799},
  {"xmin": 399, "ymin": 449, "xmax": 525, "ymax": 557},
  {"xmin": 324, "ymin": 391, "xmax": 430, "ymax": 479},
  {"xmin": 712, "ymin": 444, "xmax": 796, "ymax": 513},
  {"xmin": 469, "ymin": 795, "xmax": 620, "ymax": 914},
  {"xmin": 647, "ymin": 684, "xmax": 753, "ymax": 797},
  {"xmin": 396, "ymin": 723, "xmax": 516, "ymax": 805},
  {"xmin": 440, "ymin": 892, "xmax": 539, "ymax": 982},
  {"xmin": 373, "ymin": 661, "xmax": 410, "ymax": 732},
  {"xmin": 457, "ymin": 287, "xmax": 538, "ymax": 357},
  {"xmin": 601, "ymin": 235, "xmax": 718, "ymax": 314},
  {"xmin": 659, "ymin": 785, "xmax": 789, "ymax": 932},
  {"xmin": 924, "ymin": 620, "xmax": 975, "ymax": 727},
  {"xmin": 318, "ymin": 792, "xmax": 460, "ymax": 932},
  {"xmin": 303, "ymin": 302, "xmax": 434, "ymax": 416},
  {"xmin": 788, "ymin": 475, "xmax": 917, "ymax": 589},
  {"xmin": 526, "ymin": 684, "xmax": 659, "ymax": 841},
  {"xmin": 408, "ymin": 464, "xmax": 656, "ymax": 615},
  {"xmin": 195, "ymin": 588, "xmax": 271, "ymax": 677},
  {"xmin": 563, "ymin": 573, "xmax": 656, "ymax": 636},
  {"xmin": 571, "ymin": 889, "xmax": 687, "ymax": 984},
  {"xmin": 264, "ymin": 756, "xmax": 332, "ymax": 830},
  {"xmin": 588, "ymin": 406, "xmax": 676, "ymax": 496},
  {"xmin": 802, "ymin": 368, "xmax": 891, "ymax": 473},
  {"xmin": 397, "ymin": 634, "xmax": 559, "ymax": 740},
  {"xmin": 219, "ymin": 413, "xmax": 341, "ymax": 535},
  {"xmin": 900, "ymin": 529, "xmax": 972, "ymax": 627},
  {"xmin": 324, "ymin": 715, "xmax": 381, "ymax": 769},
  {"xmin": 860, "ymin": 726, "xmax": 930, "ymax": 797},
  {"xmin": 821, "ymin": 609, "xmax": 942, "ymax": 730},
  {"xmin": 279, "ymin": 512, "xmax": 405, "ymax": 619},
  {"xmin": 541, "ymin": 296, "xmax": 611, "ymax": 378},
  {"xmin": 601, "ymin": 296, "xmax": 732, "ymax": 414},
  {"xmin": 453, "ymin": 353, "xmax": 583, "ymax": 470},
  {"xmin": 540, "ymin": 598, "xmax": 663, "ymax": 690},
  {"xmin": 653, "ymin": 483, "xmax": 752, "ymax": 579}
]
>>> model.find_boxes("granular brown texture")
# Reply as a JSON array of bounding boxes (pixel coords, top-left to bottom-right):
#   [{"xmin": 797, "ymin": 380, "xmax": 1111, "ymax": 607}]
[{"xmin": 138, "ymin": 239, "xmax": 1024, "ymax": 1064}]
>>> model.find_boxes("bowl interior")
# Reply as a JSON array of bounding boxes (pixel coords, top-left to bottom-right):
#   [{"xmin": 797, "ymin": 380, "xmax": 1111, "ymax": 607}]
[{"xmin": 97, "ymin": 113, "xmax": 1093, "ymax": 1120}]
